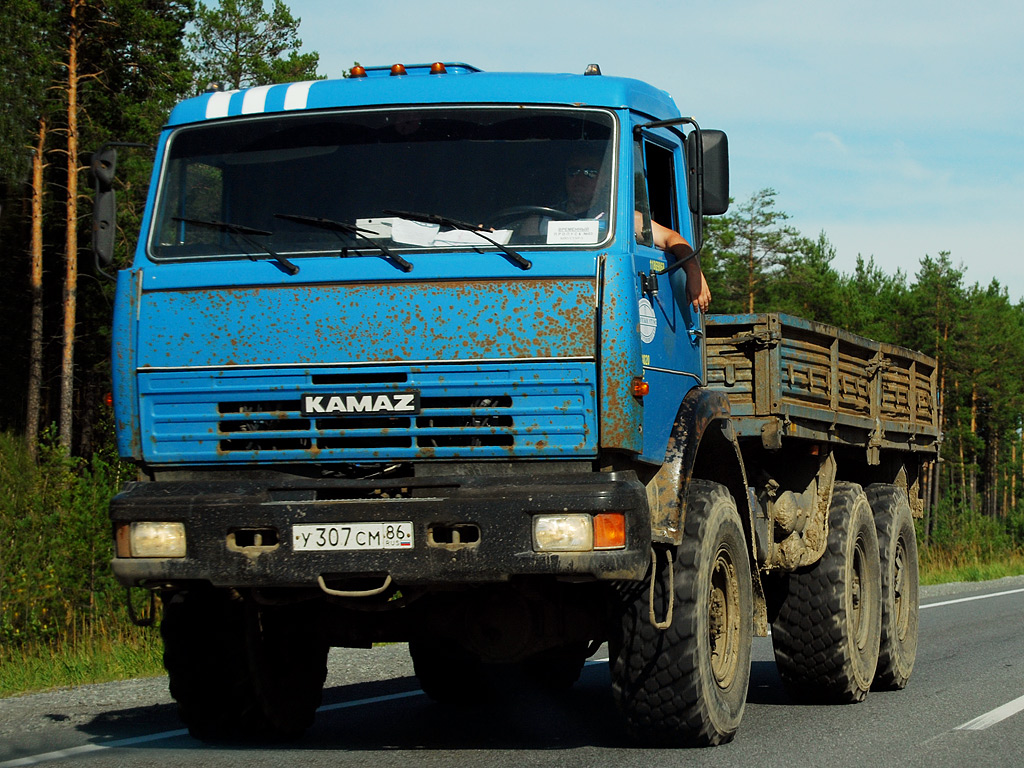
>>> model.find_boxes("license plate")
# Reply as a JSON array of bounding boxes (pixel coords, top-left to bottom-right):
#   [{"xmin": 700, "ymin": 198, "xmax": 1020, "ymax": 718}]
[{"xmin": 292, "ymin": 522, "xmax": 414, "ymax": 551}]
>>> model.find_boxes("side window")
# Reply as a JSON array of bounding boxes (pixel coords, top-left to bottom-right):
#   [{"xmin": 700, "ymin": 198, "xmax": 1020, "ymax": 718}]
[
  {"xmin": 644, "ymin": 142, "xmax": 678, "ymax": 232},
  {"xmin": 633, "ymin": 139, "xmax": 653, "ymax": 247},
  {"xmin": 634, "ymin": 137, "xmax": 680, "ymax": 248}
]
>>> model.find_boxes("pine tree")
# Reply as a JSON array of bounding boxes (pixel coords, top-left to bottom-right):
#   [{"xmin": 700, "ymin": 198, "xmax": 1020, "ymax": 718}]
[
  {"xmin": 763, "ymin": 231, "xmax": 844, "ymax": 324},
  {"xmin": 188, "ymin": 0, "xmax": 320, "ymax": 92},
  {"xmin": 703, "ymin": 188, "xmax": 801, "ymax": 313},
  {"xmin": 0, "ymin": 0, "xmax": 58, "ymax": 454}
]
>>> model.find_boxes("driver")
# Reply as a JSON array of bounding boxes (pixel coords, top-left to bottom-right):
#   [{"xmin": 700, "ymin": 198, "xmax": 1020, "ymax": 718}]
[
  {"xmin": 566, "ymin": 149, "xmax": 711, "ymax": 313},
  {"xmin": 516, "ymin": 149, "xmax": 712, "ymax": 313},
  {"xmin": 563, "ymin": 151, "xmax": 608, "ymax": 219}
]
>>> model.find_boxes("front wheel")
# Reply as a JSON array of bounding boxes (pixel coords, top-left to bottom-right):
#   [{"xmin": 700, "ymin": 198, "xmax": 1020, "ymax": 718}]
[
  {"xmin": 409, "ymin": 639, "xmax": 487, "ymax": 704},
  {"xmin": 611, "ymin": 479, "xmax": 753, "ymax": 746},
  {"xmin": 162, "ymin": 589, "xmax": 328, "ymax": 742}
]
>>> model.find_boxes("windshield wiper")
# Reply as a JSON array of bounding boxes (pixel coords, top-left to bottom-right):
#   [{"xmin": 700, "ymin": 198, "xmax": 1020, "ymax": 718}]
[
  {"xmin": 383, "ymin": 209, "xmax": 531, "ymax": 270},
  {"xmin": 273, "ymin": 213, "xmax": 413, "ymax": 273},
  {"xmin": 173, "ymin": 217, "xmax": 299, "ymax": 276}
]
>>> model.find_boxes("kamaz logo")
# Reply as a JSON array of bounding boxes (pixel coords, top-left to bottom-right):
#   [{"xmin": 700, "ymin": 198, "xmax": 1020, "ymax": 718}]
[{"xmin": 301, "ymin": 392, "xmax": 420, "ymax": 416}]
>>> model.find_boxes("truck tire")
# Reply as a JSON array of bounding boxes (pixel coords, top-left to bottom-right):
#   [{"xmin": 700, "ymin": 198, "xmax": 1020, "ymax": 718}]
[
  {"xmin": 245, "ymin": 601, "xmax": 329, "ymax": 737},
  {"xmin": 611, "ymin": 479, "xmax": 752, "ymax": 746},
  {"xmin": 409, "ymin": 639, "xmax": 487, "ymax": 704},
  {"xmin": 162, "ymin": 589, "xmax": 327, "ymax": 741},
  {"xmin": 772, "ymin": 482, "xmax": 882, "ymax": 703},
  {"xmin": 866, "ymin": 483, "xmax": 919, "ymax": 690},
  {"xmin": 523, "ymin": 641, "xmax": 590, "ymax": 691}
]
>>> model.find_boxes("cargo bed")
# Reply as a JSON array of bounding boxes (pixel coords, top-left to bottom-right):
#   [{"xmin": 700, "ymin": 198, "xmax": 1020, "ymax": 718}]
[{"xmin": 705, "ymin": 313, "xmax": 940, "ymax": 463}]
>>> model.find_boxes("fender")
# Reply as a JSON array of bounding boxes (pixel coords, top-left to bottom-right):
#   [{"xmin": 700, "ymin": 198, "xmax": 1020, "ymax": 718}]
[
  {"xmin": 647, "ymin": 387, "xmax": 745, "ymax": 544},
  {"xmin": 646, "ymin": 385, "xmax": 769, "ymax": 634}
]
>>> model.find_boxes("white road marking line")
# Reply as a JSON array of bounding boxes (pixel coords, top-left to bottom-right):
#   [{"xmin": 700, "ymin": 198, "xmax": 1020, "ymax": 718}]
[
  {"xmin": 319, "ymin": 689, "xmax": 423, "ymax": 711},
  {"xmin": 0, "ymin": 690, "xmax": 425, "ymax": 767},
  {"xmin": 956, "ymin": 694, "xmax": 1024, "ymax": 730},
  {"xmin": 0, "ymin": 729, "xmax": 188, "ymax": 768},
  {"xmin": 921, "ymin": 586, "xmax": 1024, "ymax": 610}
]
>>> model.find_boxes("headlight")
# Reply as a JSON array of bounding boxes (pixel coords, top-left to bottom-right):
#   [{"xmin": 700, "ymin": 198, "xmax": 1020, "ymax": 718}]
[
  {"xmin": 533, "ymin": 514, "xmax": 592, "ymax": 552},
  {"xmin": 116, "ymin": 522, "xmax": 187, "ymax": 558}
]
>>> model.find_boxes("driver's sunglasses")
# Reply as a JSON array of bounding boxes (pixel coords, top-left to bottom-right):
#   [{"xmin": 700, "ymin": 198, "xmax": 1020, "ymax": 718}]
[{"xmin": 566, "ymin": 167, "xmax": 599, "ymax": 179}]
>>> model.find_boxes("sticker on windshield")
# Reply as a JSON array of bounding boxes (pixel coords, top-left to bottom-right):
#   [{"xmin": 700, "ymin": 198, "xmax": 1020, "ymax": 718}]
[
  {"xmin": 639, "ymin": 298, "xmax": 657, "ymax": 343},
  {"xmin": 547, "ymin": 220, "xmax": 600, "ymax": 245}
]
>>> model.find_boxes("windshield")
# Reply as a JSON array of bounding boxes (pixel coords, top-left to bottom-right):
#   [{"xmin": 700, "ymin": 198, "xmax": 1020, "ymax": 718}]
[{"xmin": 149, "ymin": 106, "xmax": 617, "ymax": 262}]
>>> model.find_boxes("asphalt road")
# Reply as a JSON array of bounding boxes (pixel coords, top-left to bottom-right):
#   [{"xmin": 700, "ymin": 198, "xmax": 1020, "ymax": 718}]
[{"xmin": 2, "ymin": 576, "xmax": 1023, "ymax": 768}]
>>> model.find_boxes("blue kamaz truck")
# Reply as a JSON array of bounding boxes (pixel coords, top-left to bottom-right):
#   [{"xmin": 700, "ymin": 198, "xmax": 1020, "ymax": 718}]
[{"xmin": 93, "ymin": 63, "xmax": 940, "ymax": 746}]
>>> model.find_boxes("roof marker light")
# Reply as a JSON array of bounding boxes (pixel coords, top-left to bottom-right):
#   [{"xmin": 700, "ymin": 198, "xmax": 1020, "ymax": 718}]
[
  {"xmin": 350, "ymin": 65, "xmax": 367, "ymax": 78},
  {"xmin": 584, "ymin": 64, "xmax": 602, "ymax": 76},
  {"xmin": 430, "ymin": 62, "xmax": 447, "ymax": 74},
  {"xmin": 390, "ymin": 63, "xmax": 407, "ymax": 76}
]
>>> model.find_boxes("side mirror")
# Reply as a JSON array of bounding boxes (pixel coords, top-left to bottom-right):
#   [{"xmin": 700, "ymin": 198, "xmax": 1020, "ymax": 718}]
[
  {"xmin": 700, "ymin": 130, "xmax": 729, "ymax": 215},
  {"xmin": 89, "ymin": 142, "xmax": 154, "ymax": 278},
  {"xmin": 92, "ymin": 144, "xmax": 117, "ymax": 188},
  {"xmin": 91, "ymin": 145, "xmax": 118, "ymax": 269},
  {"xmin": 687, "ymin": 129, "xmax": 730, "ymax": 216}
]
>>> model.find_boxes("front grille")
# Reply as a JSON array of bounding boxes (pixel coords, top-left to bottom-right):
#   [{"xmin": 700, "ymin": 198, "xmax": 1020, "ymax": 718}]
[{"xmin": 138, "ymin": 363, "xmax": 596, "ymax": 463}]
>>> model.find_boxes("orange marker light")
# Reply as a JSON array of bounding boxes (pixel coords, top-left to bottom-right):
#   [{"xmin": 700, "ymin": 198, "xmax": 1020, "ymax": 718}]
[
  {"xmin": 390, "ymin": 64, "xmax": 407, "ymax": 76},
  {"xmin": 632, "ymin": 377, "xmax": 650, "ymax": 397},
  {"xmin": 350, "ymin": 65, "xmax": 367, "ymax": 78},
  {"xmin": 429, "ymin": 62, "xmax": 447, "ymax": 74},
  {"xmin": 594, "ymin": 513, "xmax": 626, "ymax": 549}
]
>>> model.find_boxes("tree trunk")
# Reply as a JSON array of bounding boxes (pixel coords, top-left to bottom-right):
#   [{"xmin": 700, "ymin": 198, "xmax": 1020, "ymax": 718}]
[
  {"xmin": 1007, "ymin": 440, "xmax": 1013, "ymax": 517},
  {"xmin": 746, "ymin": 241, "xmax": 755, "ymax": 313},
  {"xmin": 989, "ymin": 437, "xmax": 998, "ymax": 517},
  {"xmin": 969, "ymin": 381, "xmax": 978, "ymax": 512},
  {"xmin": 26, "ymin": 117, "xmax": 47, "ymax": 460},
  {"xmin": 59, "ymin": 0, "xmax": 84, "ymax": 453}
]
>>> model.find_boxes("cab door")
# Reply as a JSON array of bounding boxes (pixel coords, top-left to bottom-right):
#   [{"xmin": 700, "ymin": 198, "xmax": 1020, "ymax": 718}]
[{"xmin": 632, "ymin": 131, "xmax": 705, "ymax": 461}]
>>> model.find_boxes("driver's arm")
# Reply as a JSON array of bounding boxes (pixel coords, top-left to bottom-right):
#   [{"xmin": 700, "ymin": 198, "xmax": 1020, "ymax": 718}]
[{"xmin": 650, "ymin": 219, "xmax": 711, "ymax": 313}]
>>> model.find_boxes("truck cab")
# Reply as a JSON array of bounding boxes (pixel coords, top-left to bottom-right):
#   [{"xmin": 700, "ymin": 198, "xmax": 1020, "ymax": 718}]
[{"xmin": 104, "ymin": 63, "xmax": 731, "ymax": 591}]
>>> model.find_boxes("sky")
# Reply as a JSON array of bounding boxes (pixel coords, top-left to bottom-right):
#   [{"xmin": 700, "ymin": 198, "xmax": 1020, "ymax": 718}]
[{"xmin": 282, "ymin": 0, "xmax": 1024, "ymax": 300}]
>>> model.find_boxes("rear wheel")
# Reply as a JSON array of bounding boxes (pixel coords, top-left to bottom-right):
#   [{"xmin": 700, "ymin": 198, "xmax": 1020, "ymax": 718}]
[
  {"xmin": 867, "ymin": 483, "xmax": 919, "ymax": 689},
  {"xmin": 772, "ymin": 482, "xmax": 881, "ymax": 703},
  {"xmin": 611, "ymin": 479, "xmax": 753, "ymax": 746}
]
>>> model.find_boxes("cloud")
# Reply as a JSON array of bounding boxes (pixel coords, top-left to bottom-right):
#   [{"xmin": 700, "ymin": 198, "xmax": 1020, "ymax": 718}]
[{"xmin": 812, "ymin": 132, "xmax": 849, "ymax": 154}]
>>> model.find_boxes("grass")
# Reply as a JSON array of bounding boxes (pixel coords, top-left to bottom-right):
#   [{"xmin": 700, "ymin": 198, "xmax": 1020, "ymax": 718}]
[
  {"xmin": 0, "ymin": 626, "xmax": 164, "ymax": 699},
  {"xmin": 919, "ymin": 545, "xmax": 1024, "ymax": 586}
]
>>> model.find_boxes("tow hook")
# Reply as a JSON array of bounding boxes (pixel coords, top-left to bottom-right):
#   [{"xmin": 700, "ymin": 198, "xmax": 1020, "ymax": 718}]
[
  {"xmin": 648, "ymin": 546, "xmax": 675, "ymax": 630},
  {"xmin": 125, "ymin": 587, "xmax": 157, "ymax": 628}
]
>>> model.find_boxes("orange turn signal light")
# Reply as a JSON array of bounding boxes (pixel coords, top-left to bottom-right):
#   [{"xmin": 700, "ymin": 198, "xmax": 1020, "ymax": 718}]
[
  {"xmin": 632, "ymin": 377, "xmax": 650, "ymax": 398},
  {"xmin": 594, "ymin": 513, "xmax": 626, "ymax": 550}
]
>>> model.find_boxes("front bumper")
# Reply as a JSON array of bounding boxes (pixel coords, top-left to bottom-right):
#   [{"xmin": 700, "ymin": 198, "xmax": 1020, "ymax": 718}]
[{"xmin": 110, "ymin": 470, "xmax": 651, "ymax": 589}]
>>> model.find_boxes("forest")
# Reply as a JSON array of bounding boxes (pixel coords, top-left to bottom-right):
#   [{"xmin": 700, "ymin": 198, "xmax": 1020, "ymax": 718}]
[{"xmin": 1, "ymin": 0, "xmax": 1022, "ymax": 680}]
